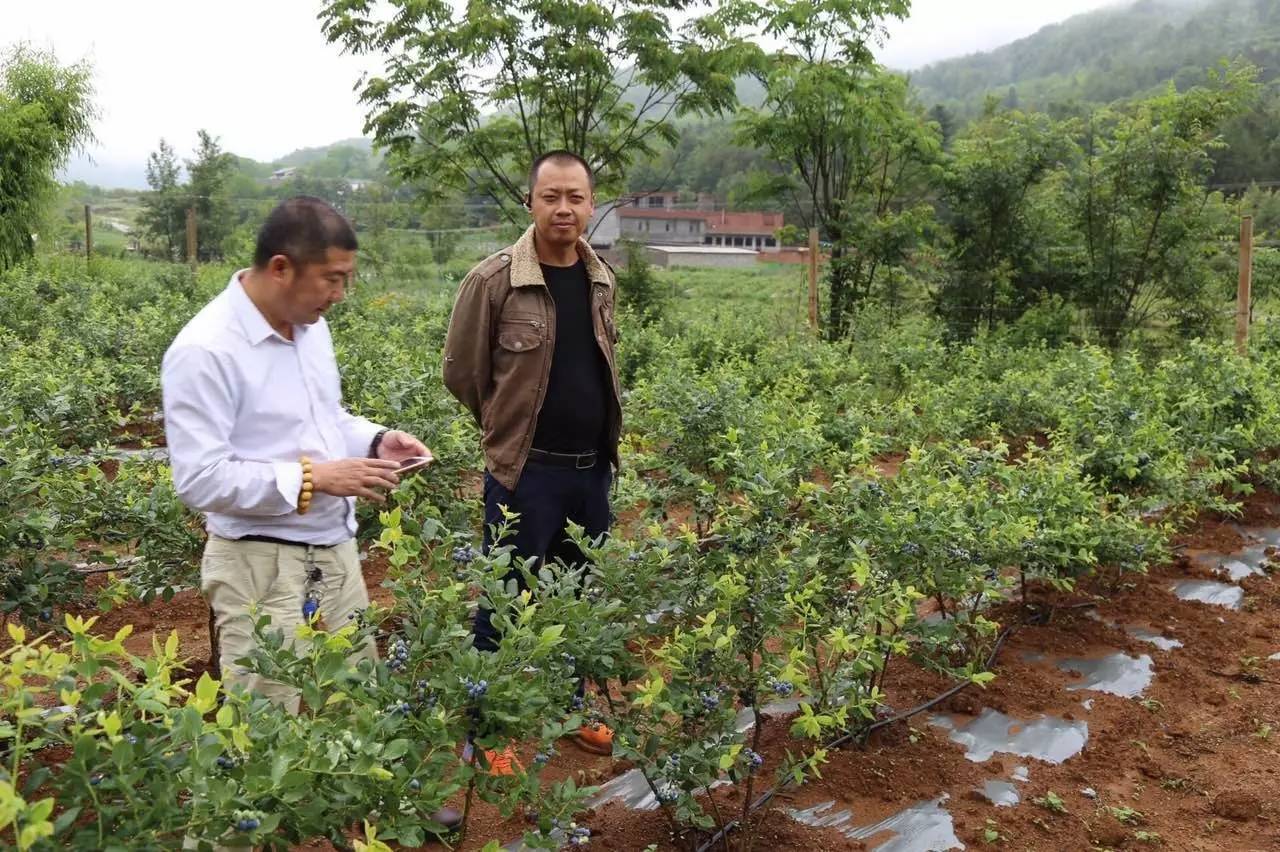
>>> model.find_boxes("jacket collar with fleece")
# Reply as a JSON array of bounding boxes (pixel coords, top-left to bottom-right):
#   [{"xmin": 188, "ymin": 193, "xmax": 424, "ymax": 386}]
[{"xmin": 508, "ymin": 224, "xmax": 613, "ymax": 289}]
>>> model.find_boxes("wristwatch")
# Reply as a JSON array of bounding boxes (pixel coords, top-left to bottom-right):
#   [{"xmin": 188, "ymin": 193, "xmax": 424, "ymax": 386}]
[{"xmin": 368, "ymin": 428, "xmax": 390, "ymax": 458}]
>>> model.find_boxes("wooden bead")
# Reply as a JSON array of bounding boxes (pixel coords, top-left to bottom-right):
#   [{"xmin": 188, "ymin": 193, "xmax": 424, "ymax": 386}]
[{"xmin": 298, "ymin": 456, "xmax": 315, "ymax": 514}]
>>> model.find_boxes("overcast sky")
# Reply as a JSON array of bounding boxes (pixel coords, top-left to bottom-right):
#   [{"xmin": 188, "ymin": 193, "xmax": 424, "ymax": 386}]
[{"xmin": 6, "ymin": 0, "xmax": 1125, "ymax": 187}]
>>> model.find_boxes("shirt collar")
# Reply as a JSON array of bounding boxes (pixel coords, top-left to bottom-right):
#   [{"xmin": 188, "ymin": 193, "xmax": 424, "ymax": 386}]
[{"xmin": 228, "ymin": 271, "xmax": 297, "ymax": 345}]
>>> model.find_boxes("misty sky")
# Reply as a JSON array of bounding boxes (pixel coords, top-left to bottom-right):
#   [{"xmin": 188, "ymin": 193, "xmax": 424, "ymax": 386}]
[{"xmin": 6, "ymin": 0, "xmax": 1123, "ymax": 187}]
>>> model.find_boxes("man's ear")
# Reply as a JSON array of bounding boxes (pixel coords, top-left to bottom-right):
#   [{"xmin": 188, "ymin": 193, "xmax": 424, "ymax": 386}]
[
  {"xmin": 523, "ymin": 193, "xmax": 532, "ymax": 212},
  {"xmin": 268, "ymin": 254, "xmax": 295, "ymax": 284}
]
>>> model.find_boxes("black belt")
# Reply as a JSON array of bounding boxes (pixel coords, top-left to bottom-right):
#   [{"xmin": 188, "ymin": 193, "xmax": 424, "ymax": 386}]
[
  {"xmin": 527, "ymin": 448, "xmax": 599, "ymax": 470},
  {"xmin": 236, "ymin": 534, "xmax": 335, "ymax": 549}
]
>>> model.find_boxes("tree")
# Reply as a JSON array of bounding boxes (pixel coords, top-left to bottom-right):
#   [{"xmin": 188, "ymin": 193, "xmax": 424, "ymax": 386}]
[
  {"xmin": 928, "ymin": 104, "xmax": 956, "ymax": 150},
  {"xmin": 140, "ymin": 132, "xmax": 236, "ymax": 262},
  {"xmin": 1064, "ymin": 64, "xmax": 1258, "ymax": 345},
  {"xmin": 186, "ymin": 130, "xmax": 235, "ymax": 261},
  {"xmin": 0, "ymin": 45, "xmax": 95, "ymax": 269},
  {"xmin": 139, "ymin": 139, "xmax": 184, "ymax": 259},
  {"xmin": 319, "ymin": 0, "xmax": 758, "ymax": 221},
  {"xmin": 731, "ymin": 0, "xmax": 937, "ymax": 338},
  {"xmin": 936, "ymin": 109, "xmax": 1075, "ymax": 338}
]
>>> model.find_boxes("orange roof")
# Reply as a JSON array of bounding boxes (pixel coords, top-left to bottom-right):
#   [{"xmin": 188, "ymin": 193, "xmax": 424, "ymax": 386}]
[
  {"xmin": 614, "ymin": 207, "xmax": 785, "ymax": 231},
  {"xmin": 617, "ymin": 207, "xmax": 710, "ymax": 221},
  {"xmin": 705, "ymin": 211, "xmax": 784, "ymax": 235}
]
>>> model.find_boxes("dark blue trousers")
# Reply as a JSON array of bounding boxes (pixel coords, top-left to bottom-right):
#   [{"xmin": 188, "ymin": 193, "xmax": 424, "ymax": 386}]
[{"xmin": 471, "ymin": 459, "xmax": 612, "ymax": 653}]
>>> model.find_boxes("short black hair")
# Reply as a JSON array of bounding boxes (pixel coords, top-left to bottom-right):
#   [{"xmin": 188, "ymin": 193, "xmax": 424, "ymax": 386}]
[
  {"xmin": 528, "ymin": 150, "xmax": 595, "ymax": 194},
  {"xmin": 253, "ymin": 196, "xmax": 358, "ymax": 269}
]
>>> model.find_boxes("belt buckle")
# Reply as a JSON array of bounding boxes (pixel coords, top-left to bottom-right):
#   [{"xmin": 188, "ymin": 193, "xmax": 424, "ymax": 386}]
[{"xmin": 575, "ymin": 453, "xmax": 595, "ymax": 470}]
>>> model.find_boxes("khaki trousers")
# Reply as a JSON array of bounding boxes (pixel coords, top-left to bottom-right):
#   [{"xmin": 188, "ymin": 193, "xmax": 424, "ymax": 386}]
[{"xmin": 201, "ymin": 535, "xmax": 377, "ymax": 714}]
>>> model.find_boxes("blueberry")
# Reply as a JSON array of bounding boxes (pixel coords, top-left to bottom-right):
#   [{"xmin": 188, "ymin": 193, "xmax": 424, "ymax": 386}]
[
  {"xmin": 217, "ymin": 756, "xmax": 234, "ymax": 770},
  {"xmin": 409, "ymin": 778, "xmax": 421, "ymax": 792},
  {"xmin": 627, "ymin": 551, "xmax": 642, "ymax": 563},
  {"xmin": 235, "ymin": 818, "xmax": 260, "ymax": 832},
  {"xmin": 561, "ymin": 652, "xmax": 576, "ymax": 668},
  {"xmin": 656, "ymin": 782, "xmax": 679, "ymax": 804},
  {"xmin": 89, "ymin": 774, "xmax": 103, "ymax": 786},
  {"xmin": 900, "ymin": 541, "xmax": 922, "ymax": 557},
  {"xmin": 125, "ymin": 734, "xmax": 137, "ymax": 745},
  {"xmin": 39, "ymin": 608, "xmax": 52, "ymax": 621},
  {"xmin": 699, "ymin": 692, "xmax": 719, "ymax": 712},
  {"xmin": 769, "ymin": 678, "xmax": 794, "ymax": 697},
  {"xmin": 452, "ymin": 545, "xmax": 476, "ymax": 564},
  {"xmin": 534, "ymin": 751, "xmax": 551, "ymax": 766},
  {"xmin": 570, "ymin": 695, "xmax": 585, "ymax": 711},
  {"xmin": 744, "ymin": 748, "xmax": 764, "ymax": 771}
]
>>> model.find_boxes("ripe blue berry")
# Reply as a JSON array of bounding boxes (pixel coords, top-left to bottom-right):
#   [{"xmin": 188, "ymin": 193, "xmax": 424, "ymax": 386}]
[
  {"xmin": 769, "ymin": 678, "xmax": 794, "ymax": 697},
  {"xmin": 409, "ymin": 778, "xmax": 421, "ymax": 792}
]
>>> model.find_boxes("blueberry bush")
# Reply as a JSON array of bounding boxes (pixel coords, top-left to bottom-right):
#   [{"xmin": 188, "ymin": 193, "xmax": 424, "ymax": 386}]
[{"xmin": 3, "ymin": 253, "xmax": 1280, "ymax": 848}]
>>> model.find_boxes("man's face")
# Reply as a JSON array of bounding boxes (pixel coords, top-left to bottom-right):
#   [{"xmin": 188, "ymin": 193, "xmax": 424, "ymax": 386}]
[
  {"xmin": 529, "ymin": 160, "xmax": 594, "ymax": 251},
  {"xmin": 275, "ymin": 247, "xmax": 355, "ymax": 325}
]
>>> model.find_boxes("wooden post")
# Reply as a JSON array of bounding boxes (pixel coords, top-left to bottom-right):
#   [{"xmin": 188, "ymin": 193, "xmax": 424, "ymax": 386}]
[
  {"xmin": 84, "ymin": 204, "xmax": 93, "ymax": 263},
  {"xmin": 1236, "ymin": 215, "xmax": 1253, "ymax": 355},
  {"xmin": 185, "ymin": 206, "xmax": 198, "ymax": 269},
  {"xmin": 807, "ymin": 227, "xmax": 819, "ymax": 332}
]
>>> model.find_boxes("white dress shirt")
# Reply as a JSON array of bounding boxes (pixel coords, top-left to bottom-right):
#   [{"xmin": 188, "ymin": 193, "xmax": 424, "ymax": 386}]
[{"xmin": 161, "ymin": 272, "xmax": 384, "ymax": 545}]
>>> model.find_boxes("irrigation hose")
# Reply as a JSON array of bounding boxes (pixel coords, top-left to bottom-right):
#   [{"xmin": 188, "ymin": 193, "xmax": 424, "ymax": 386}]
[{"xmin": 693, "ymin": 625, "xmax": 1016, "ymax": 852}]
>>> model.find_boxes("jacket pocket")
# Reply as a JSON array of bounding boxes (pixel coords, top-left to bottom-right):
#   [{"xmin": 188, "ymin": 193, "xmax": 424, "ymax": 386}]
[{"xmin": 496, "ymin": 315, "xmax": 545, "ymax": 353}]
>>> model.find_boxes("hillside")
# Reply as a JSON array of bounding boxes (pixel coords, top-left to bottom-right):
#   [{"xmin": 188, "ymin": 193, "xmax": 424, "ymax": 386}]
[{"xmin": 910, "ymin": 0, "xmax": 1280, "ymax": 115}]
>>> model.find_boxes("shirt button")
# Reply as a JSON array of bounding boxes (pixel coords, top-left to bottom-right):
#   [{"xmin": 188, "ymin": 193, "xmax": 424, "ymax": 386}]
[{"xmin": 513, "ymin": 341, "xmax": 523, "ymax": 350}]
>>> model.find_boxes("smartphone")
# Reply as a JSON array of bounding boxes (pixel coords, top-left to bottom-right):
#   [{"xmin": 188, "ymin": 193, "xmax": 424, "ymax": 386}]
[{"xmin": 396, "ymin": 454, "xmax": 434, "ymax": 476}]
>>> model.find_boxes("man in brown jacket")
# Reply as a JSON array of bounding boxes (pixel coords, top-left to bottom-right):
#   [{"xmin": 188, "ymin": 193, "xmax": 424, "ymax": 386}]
[{"xmin": 443, "ymin": 150, "xmax": 621, "ymax": 762}]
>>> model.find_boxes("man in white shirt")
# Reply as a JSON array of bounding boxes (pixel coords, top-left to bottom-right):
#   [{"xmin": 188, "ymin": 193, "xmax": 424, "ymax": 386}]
[{"xmin": 163, "ymin": 196, "xmax": 426, "ymax": 712}]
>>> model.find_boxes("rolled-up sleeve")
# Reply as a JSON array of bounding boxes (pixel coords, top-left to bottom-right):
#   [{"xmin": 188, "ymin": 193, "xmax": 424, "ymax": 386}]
[{"xmin": 162, "ymin": 344, "xmax": 301, "ymax": 515}]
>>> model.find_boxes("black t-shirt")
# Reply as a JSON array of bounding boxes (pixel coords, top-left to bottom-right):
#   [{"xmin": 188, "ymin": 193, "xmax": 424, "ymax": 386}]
[{"xmin": 531, "ymin": 260, "xmax": 610, "ymax": 453}]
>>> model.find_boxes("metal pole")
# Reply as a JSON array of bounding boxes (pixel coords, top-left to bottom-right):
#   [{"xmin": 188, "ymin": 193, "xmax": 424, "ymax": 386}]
[
  {"xmin": 186, "ymin": 206, "xmax": 198, "ymax": 269},
  {"xmin": 807, "ymin": 227, "xmax": 819, "ymax": 332},
  {"xmin": 1236, "ymin": 215, "xmax": 1253, "ymax": 355}
]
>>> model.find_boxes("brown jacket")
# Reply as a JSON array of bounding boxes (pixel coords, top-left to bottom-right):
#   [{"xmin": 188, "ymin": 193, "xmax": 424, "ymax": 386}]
[{"xmin": 443, "ymin": 225, "xmax": 622, "ymax": 489}]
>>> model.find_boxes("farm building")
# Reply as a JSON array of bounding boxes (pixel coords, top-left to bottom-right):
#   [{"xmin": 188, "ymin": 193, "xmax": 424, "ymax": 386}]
[
  {"xmin": 703, "ymin": 210, "xmax": 784, "ymax": 252},
  {"xmin": 587, "ymin": 195, "xmax": 784, "ymax": 253},
  {"xmin": 644, "ymin": 245, "xmax": 759, "ymax": 268}
]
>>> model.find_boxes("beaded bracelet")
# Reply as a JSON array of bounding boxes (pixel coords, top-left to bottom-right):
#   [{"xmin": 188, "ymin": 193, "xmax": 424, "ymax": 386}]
[{"xmin": 298, "ymin": 456, "xmax": 314, "ymax": 515}]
